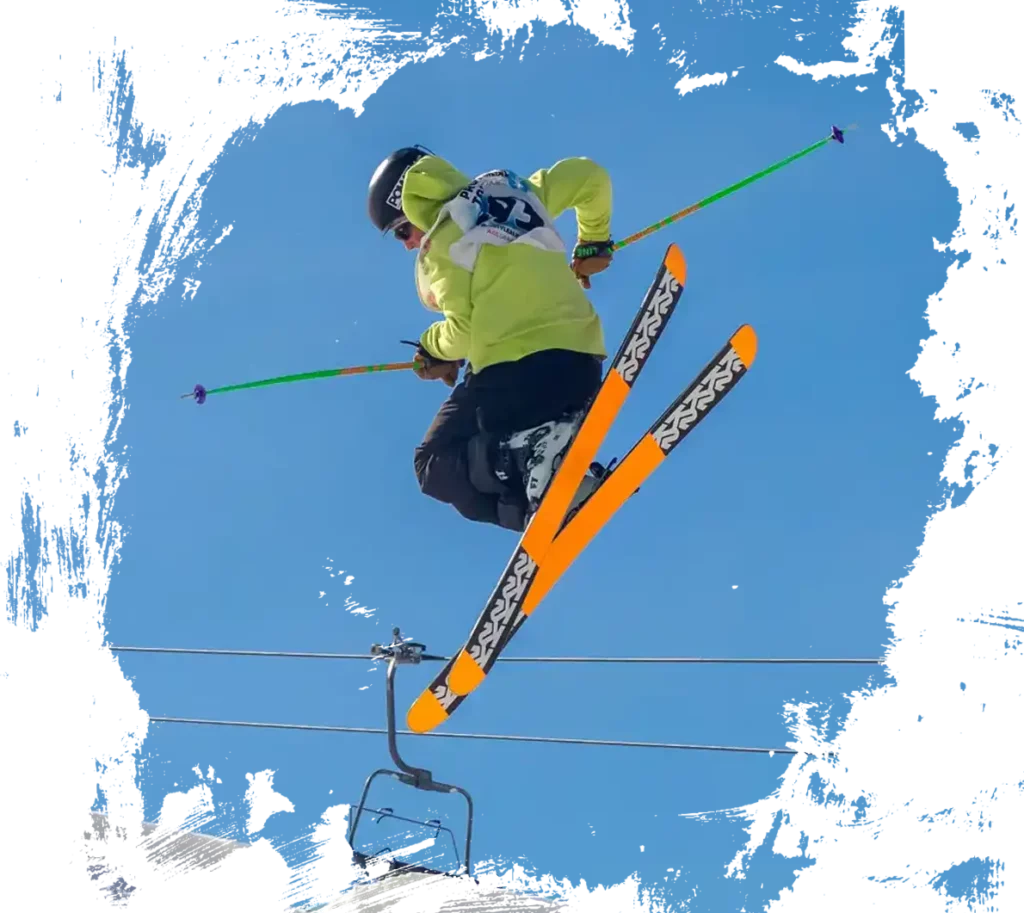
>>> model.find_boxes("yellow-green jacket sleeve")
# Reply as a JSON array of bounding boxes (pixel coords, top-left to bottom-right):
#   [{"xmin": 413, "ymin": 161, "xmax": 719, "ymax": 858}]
[{"xmin": 527, "ymin": 157, "xmax": 612, "ymax": 242}]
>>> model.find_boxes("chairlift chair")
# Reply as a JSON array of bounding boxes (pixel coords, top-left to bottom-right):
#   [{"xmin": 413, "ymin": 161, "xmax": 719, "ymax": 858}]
[
  {"xmin": 344, "ymin": 630, "xmax": 479, "ymax": 880},
  {"xmin": 346, "ymin": 810, "xmax": 468, "ymax": 880}
]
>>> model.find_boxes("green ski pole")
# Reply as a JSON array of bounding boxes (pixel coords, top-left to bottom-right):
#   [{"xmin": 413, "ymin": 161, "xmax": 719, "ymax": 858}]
[
  {"xmin": 182, "ymin": 360, "xmax": 417, "ymax": 404},
  {"xmin": 613, "ymin": 124, "xmax": 847, "ymax": 251}
]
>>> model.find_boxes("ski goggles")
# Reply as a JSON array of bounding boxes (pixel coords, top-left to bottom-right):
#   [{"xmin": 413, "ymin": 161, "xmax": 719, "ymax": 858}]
[{"xmin": 392, "ymin": 220, "xmax": 414, "ymax": 242}]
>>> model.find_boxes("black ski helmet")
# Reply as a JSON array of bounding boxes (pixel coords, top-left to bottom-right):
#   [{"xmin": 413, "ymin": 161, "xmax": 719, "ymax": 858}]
[{"xmin": 367, "ymin": 145, "xmax": 432, "ymax": 233}]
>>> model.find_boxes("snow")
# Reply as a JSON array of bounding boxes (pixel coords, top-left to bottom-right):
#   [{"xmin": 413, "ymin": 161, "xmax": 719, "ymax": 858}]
[
  {"xmin": 70, "ymin": 810, "xmax": 585, "ymax": 908},
  {"xmin": 70, "ymin": 814, "xmax": 258, "ymax": 884},
  {"xmin": 335, "ymin": 872, "xmax": 589, "ymax": 913},
  {"xmin": 65, "ymin": 843, "xmax": 147, "ymax": 908}
]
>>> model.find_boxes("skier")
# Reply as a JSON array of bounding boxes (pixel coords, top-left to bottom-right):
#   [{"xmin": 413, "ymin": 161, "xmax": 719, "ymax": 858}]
[{"xmin": 367, "ymin": 145, "xmax": 615, "ymax": 532}]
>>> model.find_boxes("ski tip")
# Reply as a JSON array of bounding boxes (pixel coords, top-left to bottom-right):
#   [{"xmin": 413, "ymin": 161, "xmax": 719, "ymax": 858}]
[
  {"xmin": 830, "ymin": 124, "xmax": 845, "ymax": 144},
  {"xmin": 730, "ymin": 325, "xmax": 758, "ymax": 368},
  {"xmin": 407, "ymin": 692, "xmax": 448, "ymax": 733},
  {"xmin": 449, "ymin": 649, "xmax": 486, "ymax": 696},
  {"xmin": 665, "ymin": 244, "xmax": 687, "ymax": 286}
]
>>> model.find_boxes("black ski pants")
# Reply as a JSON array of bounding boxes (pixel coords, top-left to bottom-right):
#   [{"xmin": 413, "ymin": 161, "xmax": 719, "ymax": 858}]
[{"xmin": 414, "ymin": 348, "xmax": 603, "ymax": 531}]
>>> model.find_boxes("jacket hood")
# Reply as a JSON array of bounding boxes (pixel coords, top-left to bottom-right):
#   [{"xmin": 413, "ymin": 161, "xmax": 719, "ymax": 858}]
[{"xmin": 400, "ymin": 155, "xmax": 471, "ymax": 232}]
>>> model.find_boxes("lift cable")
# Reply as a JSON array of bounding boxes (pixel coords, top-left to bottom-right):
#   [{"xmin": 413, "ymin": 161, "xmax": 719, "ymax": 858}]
[
  {"xmin": 111, "ymin": 645, "xmax": 882, "ymax": 665},
  {"xmin": 149, "ymin": 714, "xmax": 830, "ymax": 758}
]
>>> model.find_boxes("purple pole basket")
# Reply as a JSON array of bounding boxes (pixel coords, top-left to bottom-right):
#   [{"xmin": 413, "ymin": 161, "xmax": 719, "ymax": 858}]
[
  {"xmin": 193, "ymin": 384, "xmax": 207, "ymax": 405},
  {"xmin": 831, "ymin": 125, "xmax": 845, "ymax": 144}
]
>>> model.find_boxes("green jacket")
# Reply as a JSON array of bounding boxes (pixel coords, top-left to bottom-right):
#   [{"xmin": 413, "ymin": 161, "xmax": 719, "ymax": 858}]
[{"xmin": 400, "ymin": 155, "xmax": 611, "ymax": 372}]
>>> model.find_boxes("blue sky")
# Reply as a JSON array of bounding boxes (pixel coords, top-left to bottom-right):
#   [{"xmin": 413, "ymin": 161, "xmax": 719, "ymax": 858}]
[{"xmin": 106, "ymin": 4, "xmax": 962, "ymax": 908}]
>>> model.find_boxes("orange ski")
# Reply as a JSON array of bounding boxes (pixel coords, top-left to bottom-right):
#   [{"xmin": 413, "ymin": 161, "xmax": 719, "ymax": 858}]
[{"xmin": 407, "ymin": 245, "xmax": 688, "ymax": 734}]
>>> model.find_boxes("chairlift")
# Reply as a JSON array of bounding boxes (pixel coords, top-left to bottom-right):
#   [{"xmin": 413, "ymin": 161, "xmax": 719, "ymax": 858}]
[{"xmin": 346, "ymin": 626, "xmax": 497, "ymax": 884}]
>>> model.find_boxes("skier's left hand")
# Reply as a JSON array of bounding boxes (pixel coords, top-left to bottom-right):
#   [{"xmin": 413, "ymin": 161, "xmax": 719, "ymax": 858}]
[
  {"xmin": 571, "ymin": 239, "xmax": 614, "ymax": 289},
  {"xmin": 401, "ymin": 338, "xmax": 464, "ymax": 387},
  {"xmin": 413, "ymin": 350, "xmax": 463, "ymax": 387}
]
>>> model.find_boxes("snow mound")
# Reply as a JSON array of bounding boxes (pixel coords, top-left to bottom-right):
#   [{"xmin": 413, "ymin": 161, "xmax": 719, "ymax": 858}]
[{"xmin": 70, "ymin": 810, "xmax": 585, "ymax": 908}]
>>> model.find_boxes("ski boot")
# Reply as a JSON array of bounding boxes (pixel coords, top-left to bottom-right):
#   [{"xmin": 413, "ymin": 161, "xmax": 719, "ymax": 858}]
[
  {"xmin": 500, "ymin": 415, "xmax": 578, "ymax": 515},
  {"xmin": 498, "ymin": 413, "xmax": 611, "ymax": 526},
  {"xmin": 467, "ymin": 422, "xmax": 581, "ymax": 532}
]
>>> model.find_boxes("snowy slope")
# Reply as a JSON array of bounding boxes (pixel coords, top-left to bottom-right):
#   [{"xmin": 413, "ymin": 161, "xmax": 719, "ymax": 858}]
[{"xmin": 70, "ymin": 810, "xmax": 585, "ymax": 908}]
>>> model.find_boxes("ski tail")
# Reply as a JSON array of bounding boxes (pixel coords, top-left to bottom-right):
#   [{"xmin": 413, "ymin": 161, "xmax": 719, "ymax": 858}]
[
  {"xmin": 522, "ymin": 324, "xmax": 758, "ymax": 615},
  {"xmin": 406, "ymin": 244, "xmax": 688, "ymax": 734}
]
